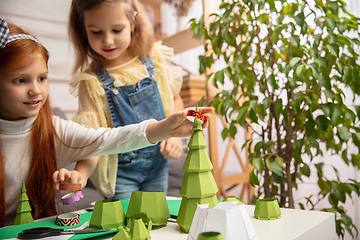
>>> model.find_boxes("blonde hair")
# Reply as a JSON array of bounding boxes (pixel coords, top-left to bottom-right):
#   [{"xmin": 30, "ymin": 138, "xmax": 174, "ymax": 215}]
[{"xmin": 68, "ymin": 0, "xmax": 155, "ymax": 73}]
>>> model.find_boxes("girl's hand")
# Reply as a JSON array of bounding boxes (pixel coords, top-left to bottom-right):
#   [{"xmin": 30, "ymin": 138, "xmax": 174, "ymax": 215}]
[
  {"xmin": 166, "ymin": 107, "xmax": 213, "ymax": 138},
  {"xmin": 160, "ymin": 137, "xmax": 183, "ymax": 159},
  {"xmin": 52, "ymin": 168, "xmax": 87, "ymax": 193},
  {"xmin": 146, "ymin": 107, "xmax": 214, "ymax": 144}
]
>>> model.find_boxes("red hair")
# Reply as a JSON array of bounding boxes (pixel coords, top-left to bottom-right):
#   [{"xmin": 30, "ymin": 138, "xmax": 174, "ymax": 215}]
[{"xmin": 0, "ymin": 21, "xmax": 58, "ymax": 226}]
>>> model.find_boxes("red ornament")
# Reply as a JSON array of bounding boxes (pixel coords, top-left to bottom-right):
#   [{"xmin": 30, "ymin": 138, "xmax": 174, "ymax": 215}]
[{"xmin": 186, "ymin": 110, "xmax": 205, "ymax": 124}]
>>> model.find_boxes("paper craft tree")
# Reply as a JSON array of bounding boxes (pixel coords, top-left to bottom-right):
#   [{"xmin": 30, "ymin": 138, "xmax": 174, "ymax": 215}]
[
  {"xmin": 176, "ymin": 116, "xmax": 219, "ymax": 233},
  {"xmin": 13, "ymin": 182, "xmax": 34, "ymax": 225}
]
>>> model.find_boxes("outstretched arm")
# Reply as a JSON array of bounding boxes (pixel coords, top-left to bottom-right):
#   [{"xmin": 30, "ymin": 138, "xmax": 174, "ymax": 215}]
[
  {"xmin": 146, "ymin": 107, "xmax": 213, "ymax": 144},
  {"xmin": 159, "ymin": 93, "xmax": 184, "ymax": 159}
]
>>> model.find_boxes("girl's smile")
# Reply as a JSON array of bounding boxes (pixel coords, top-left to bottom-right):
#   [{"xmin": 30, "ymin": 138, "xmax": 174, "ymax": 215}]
[
  {"xmin": 102, "ymin": 48, "xmax": 117, "ymax": 53},
  {"xmin": 0, "ymin": 53, "xmax": 48, "ymax": 121}
]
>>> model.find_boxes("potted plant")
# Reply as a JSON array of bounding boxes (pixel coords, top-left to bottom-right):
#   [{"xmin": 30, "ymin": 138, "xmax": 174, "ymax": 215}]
[{"xmin": 190, "ymin": 0, "xmax": 360, "ymax": 239}]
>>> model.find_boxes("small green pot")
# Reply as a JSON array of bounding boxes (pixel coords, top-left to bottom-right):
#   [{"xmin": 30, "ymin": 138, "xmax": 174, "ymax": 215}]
[
  {"xmin": 197, "ymin": 231, "xmax": 225, "ymax": 240},
  {"xmin": 254, "ymin": 198, "xmax": 281, "ymax": 220},
  {"xmin": 126, "ymin": 191, "xmax": 169, "ymax": 226},
  {"xmin": 89, "ymin": 199, "xmax": 126, "ymax": 229}
]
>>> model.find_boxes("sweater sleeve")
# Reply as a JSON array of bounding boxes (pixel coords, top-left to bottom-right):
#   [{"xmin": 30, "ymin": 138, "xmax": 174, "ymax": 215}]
[{"xmin": 54, "ymin": 116, "xmax": 156, "ymax": 168}]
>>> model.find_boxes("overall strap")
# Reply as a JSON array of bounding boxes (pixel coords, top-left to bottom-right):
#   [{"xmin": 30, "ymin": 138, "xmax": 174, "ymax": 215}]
[
  {"xmin": 96, "ymin": 68, "xmax": 119, "ymax": 95},
  {"xmin": 140, "ymin": 56, "xmax": 157, "ymax": 81},
  {"xmin": 94, "ymin": 68, "xmax": 123, "ymax": 126}
]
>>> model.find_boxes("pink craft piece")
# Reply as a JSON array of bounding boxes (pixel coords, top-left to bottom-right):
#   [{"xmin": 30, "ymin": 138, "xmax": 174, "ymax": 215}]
[{"xmin": 61, "ymin": 191, "xmax": 84, "ymax": 205}]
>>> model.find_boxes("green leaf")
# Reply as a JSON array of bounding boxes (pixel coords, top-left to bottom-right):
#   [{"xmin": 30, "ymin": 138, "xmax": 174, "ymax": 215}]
[
  {"xmin": 309, "ymin": 64, "xmax": 320, "ymax": 79},
  {"xmin": 319, "ymin": 75, "xmax": 331, "ymax": 90},
  {"xmin": 263, "ymin": 98, "xmax": 272, "ymax": 111},
  {"xmin": 327, "ymin": 44, "xmax": 340, "ymax": 57},
  {"xmin": 289, "ymin": 35, "xmax": 300, "ymax": 48},
  {"xmin": 343, "ymin": 66, "xmax": 353, "ymax": 85},
  {"xmin": 296, "ymin": 64, "xmax": 306, "ymax": 77},
  {"xmin": 290, "ymin": 57, "xmax": 301, "ymax": 67},
  {"xmin": 316, "ymin": 115, "xmax": 328, "ymax": 131},
  {"xmin": 315, "ymin": 58, "xmax": 328, "ymax": 69},
  {"xmin": 221, "ymin": 128, "xmax": 229, "ymax": 140},
  {"xmin": 269, "ymin": 162, "xmax": 283, "ymax": 176},
  {"xmin": 301, "ymin": 164, "xmax": 311, "ymax": 177},
  {"xmin": 306, "ymin": 118, "xmax": 316, "ymax": 135},
  {"xmin": 251, "ymin": 157, "xmax": 264, "ymax": 173},
  {"xmin": 331, "ymin": 107, "xmax": 342, "ymax": 126},
  {"xmin": 268, "ymin": 74, "xmax": 278, "ymax": 89},
  {"xmin": 249, "ymin": 170, "xmax": 259, "ymax": 187},
  {"xmin": 337, "ymin": 127, "xmax": 350, "ymax": 142}
]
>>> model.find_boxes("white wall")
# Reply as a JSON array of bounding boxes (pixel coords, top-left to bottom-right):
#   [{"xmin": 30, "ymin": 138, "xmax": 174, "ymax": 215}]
[{"xmin": 0, "ymin": 0, "xmax": 77, "ymax": 119}]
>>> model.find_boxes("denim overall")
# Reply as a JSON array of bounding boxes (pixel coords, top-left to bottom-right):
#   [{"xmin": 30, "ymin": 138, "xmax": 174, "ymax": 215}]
[{"xmin": 96, "ymin": 57, "xmax": 169, "ymax": 199}]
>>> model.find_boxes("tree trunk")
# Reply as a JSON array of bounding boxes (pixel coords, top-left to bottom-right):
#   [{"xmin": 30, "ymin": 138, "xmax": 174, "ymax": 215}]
[{"xmin": 286, "ymin": 162, "xmax": 294, "ymax": 208}]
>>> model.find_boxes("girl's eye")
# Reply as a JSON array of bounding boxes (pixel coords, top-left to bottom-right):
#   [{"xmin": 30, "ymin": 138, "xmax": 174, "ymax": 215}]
[
  {"xmin": 113, "ymin": 29, "xmax": 122, "ymax": 33},
  {"xmin": 91, "ymin": 30, "xmax": 101, "ymax": 34},
  {"xmin": 38, "ymin": 76, "xmax": 47, "ymax": 82},
  {"xmin": 14, "ymin": 78, "xmax": 25, "ymax": 84}
]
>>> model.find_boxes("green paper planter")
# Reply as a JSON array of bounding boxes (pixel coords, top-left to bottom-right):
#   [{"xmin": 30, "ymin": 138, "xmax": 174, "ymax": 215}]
[
  {"xmin": 254, "ymin": 198, "xmax": 281, "ymax": 220},
  {"xmin": 90, "ymin": 199, "xmax": 126, "ymax": 229},
  {"xmin": 126, "ymin": 191, "xmax": 169, "ymax": 227},
  {"xmin": 197, "ymin": 231, "xmax": 225, "ymax": 240},
  {"xmin": 176, "ymin": 195, "xmax": 218, "ymax": 233},
  {"xmin": 222, "ymin": 196, "xmax": 243, "ymax": 204}
]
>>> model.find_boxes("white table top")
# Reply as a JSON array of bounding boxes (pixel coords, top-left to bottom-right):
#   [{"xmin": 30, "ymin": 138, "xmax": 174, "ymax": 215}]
[{"xmin": 149, "ymin": 204, "xmax": 337, "ymax": 240}]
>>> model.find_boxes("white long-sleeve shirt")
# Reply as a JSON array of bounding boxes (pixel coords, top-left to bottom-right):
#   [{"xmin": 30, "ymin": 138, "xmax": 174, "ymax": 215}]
[{"xmin": 1, "ymin": 115, "xmax": 155, "ymax": 226}]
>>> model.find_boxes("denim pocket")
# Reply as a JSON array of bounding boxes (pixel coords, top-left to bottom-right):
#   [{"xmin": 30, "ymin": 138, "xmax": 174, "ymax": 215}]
[{"xmin": 129, "ymin": 82, "xmax": 160, "ymax": 121}]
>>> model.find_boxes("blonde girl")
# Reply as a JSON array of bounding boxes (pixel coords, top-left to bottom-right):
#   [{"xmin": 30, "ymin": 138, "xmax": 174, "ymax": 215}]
[
  {"xmin": 0, "ymin": 18, "xmax": 212, "ymax": 226},
  {"xmin": 68, "ymin": 0, "xmax": 185, "ymax": 199}
]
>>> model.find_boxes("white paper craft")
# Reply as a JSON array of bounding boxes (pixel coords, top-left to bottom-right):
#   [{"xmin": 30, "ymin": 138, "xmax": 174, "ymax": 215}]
[{"xmin": 188, "ymin": 201, "xmax": 257, "ymax": 240}]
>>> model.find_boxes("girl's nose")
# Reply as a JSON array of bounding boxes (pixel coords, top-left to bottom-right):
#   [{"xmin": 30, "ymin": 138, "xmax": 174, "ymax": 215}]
[
  {"xmin": 103, "ymin": 33, "xmax": 114, "ymax": 46},
  {"xmin": 28, "ymin": 83, "xmax": 41, "ymax": 96}
]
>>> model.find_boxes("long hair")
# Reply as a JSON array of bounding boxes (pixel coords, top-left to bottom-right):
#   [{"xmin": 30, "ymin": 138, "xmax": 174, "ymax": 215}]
[
  {"xmin": 0, "ymin": 22, "xmax": 57, "ymax": 226},
  {"xmin": 68, "ymin": 0, "xmax": 155, "ymax": 73}
]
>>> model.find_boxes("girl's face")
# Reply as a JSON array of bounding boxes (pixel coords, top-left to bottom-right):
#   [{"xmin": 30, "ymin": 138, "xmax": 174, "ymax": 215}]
[
  {"xmin": 84, "ymin": 2, "xmax": 134, "ymax": 68},
  {"xmin": 0, "ymin": 53, "xmax": 48, "ymax": 121}
]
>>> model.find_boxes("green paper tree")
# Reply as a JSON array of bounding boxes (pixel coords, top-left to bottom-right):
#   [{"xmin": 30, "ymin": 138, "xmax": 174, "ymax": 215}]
[
  {"xmin": 176, "ymin": 115, "xmax": 219, "ymax": 233},
  {"xmin": 13, "ymin": 182, "xmax": 33, "ymax": 225}
]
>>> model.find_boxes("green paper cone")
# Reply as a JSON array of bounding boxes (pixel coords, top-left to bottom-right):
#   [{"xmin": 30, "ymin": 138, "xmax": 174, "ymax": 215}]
[
  {"xmin": 112, "ymin": 227, "xmax": 131, "ymax": 240},
  {"xmin": 188, "ymin": 131, "xmax": 207, "ymax": 149},
  {"xmin": 129, "ymin": 218, "xmax": 151, "ymax": 240}
]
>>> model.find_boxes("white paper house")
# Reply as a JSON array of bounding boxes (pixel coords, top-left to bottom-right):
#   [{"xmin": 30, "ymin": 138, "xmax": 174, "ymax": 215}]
[{"xmin": 188, "ymin": 201, "xmax": 257, "ymax": 240}]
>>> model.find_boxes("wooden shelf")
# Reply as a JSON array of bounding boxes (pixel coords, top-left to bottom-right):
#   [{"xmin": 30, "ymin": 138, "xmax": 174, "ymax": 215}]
[{"xmin": 162, "ymin": 29, "xmax": 204, "ymax": 55}]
